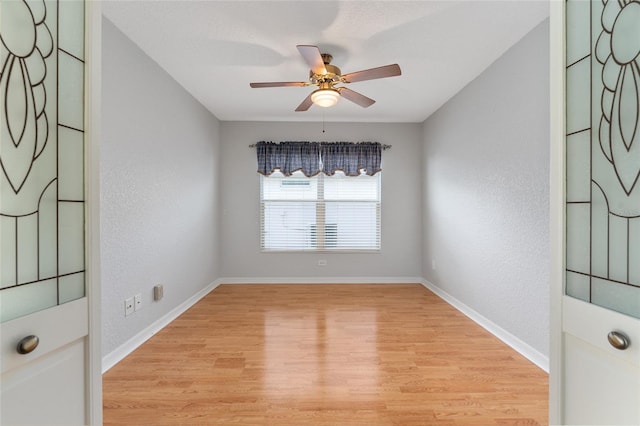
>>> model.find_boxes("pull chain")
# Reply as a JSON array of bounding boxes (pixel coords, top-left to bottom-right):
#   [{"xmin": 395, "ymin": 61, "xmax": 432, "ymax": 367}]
[{"xmin": 322, "ymin": 110, "xmax": 326, "ymax": 133}]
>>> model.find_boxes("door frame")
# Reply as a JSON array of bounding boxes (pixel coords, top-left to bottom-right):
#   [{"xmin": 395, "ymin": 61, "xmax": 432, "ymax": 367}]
[
  {"xmin": 86, "ymin": 1, "xmax": 103, "ymax": 424},
  {"xmin": 549, "ymin": 0, "xmax": 564, "ymax": 424}
]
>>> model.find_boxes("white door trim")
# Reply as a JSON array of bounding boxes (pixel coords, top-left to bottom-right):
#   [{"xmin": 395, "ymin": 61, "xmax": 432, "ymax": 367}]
[
  {"xmin": 549, "ymin": 1, "xmax": 565, "ymax": 424},
  {"xmin": 85, "ymin": 1, "xmax": 102, "ymax": 424}
]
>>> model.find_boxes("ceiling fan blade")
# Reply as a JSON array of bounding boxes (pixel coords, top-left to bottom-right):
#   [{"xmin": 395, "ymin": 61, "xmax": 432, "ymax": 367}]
[
  {"xmin": 250, "ymin": 82, "xmax": 308, "ymax": 88},
  {"xmin": 297, "ymin": 45, "xmax": 327, "ymax": 75},
  {"xmin": 338, "ymin": 87, "xmax": 375, "ymax": 108},
  {"xmin": 342, "ymin": 64, "xmax": 401, "ymax": 83},
  {"xmin": 295, "ymin": 93, "xmax": 314, "ymax": 112}
]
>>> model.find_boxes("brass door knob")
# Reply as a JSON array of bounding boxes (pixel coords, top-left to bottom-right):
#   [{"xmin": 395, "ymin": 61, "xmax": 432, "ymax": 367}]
[
  {"xmin": 17, "ymin": 335, "xmax": 39, "ymax": 354},
  {"xmin": 607, "ymin": 331, "xmax": 630, "ymax": 350}
]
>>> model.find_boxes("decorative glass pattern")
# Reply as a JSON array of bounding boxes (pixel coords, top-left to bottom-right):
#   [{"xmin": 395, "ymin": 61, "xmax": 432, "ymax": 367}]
[
  {"xmin": 565, "ymin": 0, "xmax": 640, "ymax": 318},
  {"xmin": 0, "ymin": 0, "xmax": 85, "ymax": 322}
]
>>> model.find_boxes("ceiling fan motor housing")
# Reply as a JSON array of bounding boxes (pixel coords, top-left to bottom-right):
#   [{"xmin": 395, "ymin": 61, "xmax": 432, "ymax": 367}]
[{"xmin": 310, "ymin": 63, "xmax": 342, "ymax": 85}]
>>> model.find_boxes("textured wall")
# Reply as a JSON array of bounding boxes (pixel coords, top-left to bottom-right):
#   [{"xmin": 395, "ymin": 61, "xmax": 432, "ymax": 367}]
[
  {"xmin": 219, "ymin": 121, "xmax": 423, "ymax": 280},
  {"xmin": 421, "ymin": 20, "xmax": 550, "ymax": 356},
  {"xmin": 101, "ymin": 18, "xmax": 221, "ymax": 356}
]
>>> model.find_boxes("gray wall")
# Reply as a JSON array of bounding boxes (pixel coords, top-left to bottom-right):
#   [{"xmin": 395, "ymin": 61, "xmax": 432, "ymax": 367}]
[
  {"xmin": 220, "ymin": 121, "xmax": 423, "ymax": 280},
  {"xmin": 101, "ymin": 18, "xmax": 221, "ymax": 356},
  {"xmin": 421, "ymin": 20, "xmax": 550, "ymax": 355}
]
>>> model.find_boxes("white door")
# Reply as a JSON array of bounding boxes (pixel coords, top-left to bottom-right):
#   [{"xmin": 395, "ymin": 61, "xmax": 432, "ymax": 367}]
[
  {"xmin": 0, "ymin": 1, "xmax": 101, "ymax": 424},
  {"xmin": 551, "ymin": 1, "xmax": 640, "ymax": 424}
]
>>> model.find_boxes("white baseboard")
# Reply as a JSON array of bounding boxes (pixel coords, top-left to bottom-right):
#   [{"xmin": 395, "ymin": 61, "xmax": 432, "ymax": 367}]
[
  {"xmin": 420, "ymin": 279, "xmax": 549, "ymax": 373},
  {"xmin": 218, "ymin": 276, "xmax": 424, "ymax": 284},
  {"xmin": 101, "ymin": 279, "xmax": 222, "ymax": 373}
]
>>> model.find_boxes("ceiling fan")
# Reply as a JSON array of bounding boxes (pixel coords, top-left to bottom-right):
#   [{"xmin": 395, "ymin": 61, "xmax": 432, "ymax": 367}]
[{"xmin": 250, "ymin": 45, "xmax": 401, "ymax": 111}]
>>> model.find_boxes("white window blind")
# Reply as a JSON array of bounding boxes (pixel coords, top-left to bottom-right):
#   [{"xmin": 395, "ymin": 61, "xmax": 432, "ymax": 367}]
[{"xmin": 260, "ymin": 170, "xmax": 381, "ymax": 251}]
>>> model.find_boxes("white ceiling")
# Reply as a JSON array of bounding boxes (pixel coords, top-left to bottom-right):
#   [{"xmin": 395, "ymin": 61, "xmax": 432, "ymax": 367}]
[{"xmin": 102, "ymin": 1, "xmax": 549, "ymax": 123}]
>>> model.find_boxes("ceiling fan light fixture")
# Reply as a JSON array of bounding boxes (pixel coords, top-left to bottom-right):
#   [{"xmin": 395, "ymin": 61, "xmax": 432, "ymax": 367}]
[
  {"xmin": 250, "ymin": 45, "xmax": 401, "ymax": 111},
  {"xmin": 311, "ymin": 88, "xmax": 340, "ymax": 108}
]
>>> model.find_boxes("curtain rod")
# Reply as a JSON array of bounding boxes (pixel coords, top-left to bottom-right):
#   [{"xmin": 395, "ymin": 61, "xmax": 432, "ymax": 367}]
[{"xmin": 248, "ymin": 143, "xmax": 392, "ymax": 150}]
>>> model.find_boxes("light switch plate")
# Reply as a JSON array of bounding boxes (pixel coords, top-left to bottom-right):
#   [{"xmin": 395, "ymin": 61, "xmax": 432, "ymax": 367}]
[{"xmin": 134, "ymin": 294, "xmax": 142, "ymax": 311}]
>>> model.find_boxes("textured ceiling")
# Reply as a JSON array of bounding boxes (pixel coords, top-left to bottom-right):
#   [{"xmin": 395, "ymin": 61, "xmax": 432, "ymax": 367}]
[{"xmin": 102, "ymin": 1, "xmax": 549, "ymax": 123}]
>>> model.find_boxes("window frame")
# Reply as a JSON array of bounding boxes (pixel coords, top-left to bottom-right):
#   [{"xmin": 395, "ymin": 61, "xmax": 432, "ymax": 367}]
[{"xmin": 259, "ymin": 171, "xmax": 382, "ymax": 253}]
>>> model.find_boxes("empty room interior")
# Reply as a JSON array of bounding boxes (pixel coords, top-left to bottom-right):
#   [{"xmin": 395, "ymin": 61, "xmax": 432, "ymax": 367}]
[
  {"xmin": 6, "ymin": 0, "xmax": 640, "ymax": 423},
  {"xmin": 98, "ymin": 1, "xmax": 552, "ymax": 424}
]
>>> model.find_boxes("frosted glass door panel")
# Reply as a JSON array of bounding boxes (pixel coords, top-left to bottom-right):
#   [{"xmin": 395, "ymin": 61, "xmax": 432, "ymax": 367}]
[
  {"xmin": 565, "ymin": 0, "xmax": 640, "ymax": 318},
  {"xmin": 0, "ymin": 0, "xmax": 86, "ymax": 322}
]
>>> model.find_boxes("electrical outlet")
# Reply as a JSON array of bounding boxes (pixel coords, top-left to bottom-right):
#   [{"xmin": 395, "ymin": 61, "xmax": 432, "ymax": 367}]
[
  {"xmin": 134, "ymin": 293, "xmax": 142, "ymax": 311},
  {"xmin": 124, "ymin": 297, "xmax": 134, "ymax": 316}
]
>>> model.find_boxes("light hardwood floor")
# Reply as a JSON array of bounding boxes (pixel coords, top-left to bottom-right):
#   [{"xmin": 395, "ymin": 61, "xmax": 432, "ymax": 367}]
[{"xmin": 103, "ymin": 284, "xmax": 548, "ymax": 425}]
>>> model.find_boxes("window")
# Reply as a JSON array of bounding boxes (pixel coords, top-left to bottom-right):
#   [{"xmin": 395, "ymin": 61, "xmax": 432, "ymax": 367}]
[{"xmin": 261, "ymin": 170, "xmax": 381, "ymax": 251}]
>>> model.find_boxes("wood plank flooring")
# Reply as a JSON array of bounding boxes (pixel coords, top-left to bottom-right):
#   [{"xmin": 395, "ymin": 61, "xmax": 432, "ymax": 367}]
[{"xmin": 103, "ymin": 284, "xmax": 548, "ymax": 425}]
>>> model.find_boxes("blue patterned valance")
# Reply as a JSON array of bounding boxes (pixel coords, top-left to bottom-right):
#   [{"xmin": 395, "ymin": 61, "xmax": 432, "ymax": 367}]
[{"xmin": 256, "ymin": 141, "xmax": 382, "ymax": 177}]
